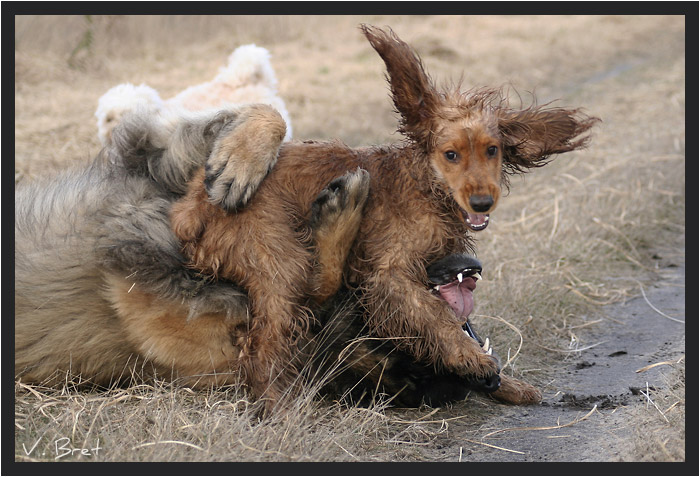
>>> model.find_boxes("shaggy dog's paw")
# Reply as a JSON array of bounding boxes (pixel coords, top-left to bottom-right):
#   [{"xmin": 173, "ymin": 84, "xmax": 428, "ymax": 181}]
[
  {"xmin": 204, "ymin": 104, "xmax": 286, "ymax": 212},
  {"xmin": 489, "ymin": 374, "xmax": 543, "ymax": 404},
  {"xmin": 307, "ymin": 169, "xmax": 370, "ymax": 304},
  {"xmin": 310, "ymin": 168, "xmax": 370, "ymax": 231},
  {"xmin": 468, "ymin": 371, "xmax": 502, "ymax": 394},
  {"xmin": 442, "ymin": 333, "xmax": 502, "ymax": 392}
]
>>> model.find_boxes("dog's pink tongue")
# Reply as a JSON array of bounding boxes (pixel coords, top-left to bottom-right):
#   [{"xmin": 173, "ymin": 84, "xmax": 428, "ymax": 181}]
[
  {"xmin": 467, "ymin": 213, "xmax": 487, "ymax": 226},
  {"xmin": 437, "ymin": 278, "xmax": 476, "ymax": 318},
  {"xmin": 458, "ymin": 207, "xmax": 490, "ymax": 231}
]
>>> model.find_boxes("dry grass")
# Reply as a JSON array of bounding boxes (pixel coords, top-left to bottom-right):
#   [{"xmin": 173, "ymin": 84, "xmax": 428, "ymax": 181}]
[
  {"xmin": 627, "ymin": 361, "xmax": 686, "ymax": 462},
  {"xmin": 14, "ymin": 378, "xmax": 409, "ymax": 462},
  {"xmin": 14, "ymin": 14, "xmax": 685, "ymax": 462}
]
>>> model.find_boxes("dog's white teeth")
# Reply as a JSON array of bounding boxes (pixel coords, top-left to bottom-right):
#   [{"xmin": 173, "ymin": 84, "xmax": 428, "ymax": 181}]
[
  {"xmin": 483, "ymin": 337, "xmax": 490, "ymax": 352},
  {"xmin": 487, "ymin": 348, "xmax": 493, "ymax": 356},
  {"xmin": 473, "ymin": 272, "xmax": 482, "ymax": 281},
  {"xmin": 434, "ymin": 285, "xmax": 441, "ymax": 291},
  {"xmin": 457, "ymin": 273, "xmax": 463, "ymax": 283},
  {"xmin": 463, "ymin": 328, "xmax": 470, "ymax": 336}
]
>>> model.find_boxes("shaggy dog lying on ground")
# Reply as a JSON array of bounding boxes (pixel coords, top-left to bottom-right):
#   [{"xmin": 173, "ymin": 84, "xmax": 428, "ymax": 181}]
[
  {"xmin": 15, "ymin": 102, "xmax": 501, "ymax": 410},
  {"xmin": 95, "ymin": 44, "xmax": 292, "ymax": 145},
  {"xmin": 16, "ymin": 104, "xmax": 358, "ymax": 392},
  {"xmin": 168, "ymin": 25, "xmax": 598, "ymax": 410}
]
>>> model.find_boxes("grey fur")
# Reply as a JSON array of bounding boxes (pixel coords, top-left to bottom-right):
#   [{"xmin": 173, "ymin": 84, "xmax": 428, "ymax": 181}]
[
  {"xmin": 110, "ymin": 104, "xmax": 285, "ymax": 209},
  {"xmin": 14, "ymin": 106, "xmax": 262, "ymax": 384},
  {"xmin": 15, "ymin": 103, "xmax": 348, "ymax": 387},
  {"xmin": 110, "ymin": 106, "xmax": 239, "ymax": 195}
]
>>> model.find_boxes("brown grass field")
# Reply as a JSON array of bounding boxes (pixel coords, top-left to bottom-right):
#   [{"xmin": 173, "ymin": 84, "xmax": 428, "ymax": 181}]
[{"xmin": 14, "ymin": 14, "xmax": 685, "ymax": 463}]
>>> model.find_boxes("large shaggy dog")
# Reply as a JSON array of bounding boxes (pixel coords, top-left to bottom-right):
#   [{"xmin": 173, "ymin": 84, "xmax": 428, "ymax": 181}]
[
  {"xmin": 16, "ymin": 102, "xmax": 499, "ymax": 410},
  {"xmin": 169, "ymin": 25, "xmax": 598, "ymax": 408},
  {"xmin": 95, "ymin": 44, "xmax": 292, "ymax": 145},
  {"xmin": 16, "ymin": 105, "xmax": 309, "ymax": 391}
]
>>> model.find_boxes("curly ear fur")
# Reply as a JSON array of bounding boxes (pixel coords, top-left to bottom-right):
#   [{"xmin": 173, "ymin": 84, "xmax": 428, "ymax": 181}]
[
  {"xmin": 498, "ymin": 105, "xmax": 599, "ymax": 177},
  {"xmin": 360, "ymin": 23, "xmax": 599, "ymax": 184},
  {"xmin": 360, "ymin": 24, "xmax": 441, "ymax": 147}
]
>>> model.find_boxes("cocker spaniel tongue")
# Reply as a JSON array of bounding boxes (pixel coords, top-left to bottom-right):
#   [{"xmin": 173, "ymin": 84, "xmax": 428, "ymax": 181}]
[{"xmin": 435, "ymin": 277, "xmax": 477, "ymax": 318}]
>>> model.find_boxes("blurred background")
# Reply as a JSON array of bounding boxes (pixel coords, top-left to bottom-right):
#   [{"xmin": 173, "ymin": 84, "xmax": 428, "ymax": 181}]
[{"xmin": 15, "ymin": 15, "xmax": 684, "ymax": 171}]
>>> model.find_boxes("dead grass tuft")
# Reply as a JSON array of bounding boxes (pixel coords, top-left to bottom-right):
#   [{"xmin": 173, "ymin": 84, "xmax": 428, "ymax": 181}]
[
  {"xmin": 626, "ymin": 361, "xmax": 686, "ymax": 462},
  {"xmin": 14, "ymin": 376, "xmax": 413, "ymax": 462}
]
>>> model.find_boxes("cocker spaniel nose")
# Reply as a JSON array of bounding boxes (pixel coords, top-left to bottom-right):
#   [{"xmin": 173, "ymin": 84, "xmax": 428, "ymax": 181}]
[{"xmin": 469, "ymin": 195, "xmax": 494, "ymax": 213}]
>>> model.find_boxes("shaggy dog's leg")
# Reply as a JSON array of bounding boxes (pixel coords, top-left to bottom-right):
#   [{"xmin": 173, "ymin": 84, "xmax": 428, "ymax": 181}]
[
  {"xmin": 203, "ymin": 104, "xmax": 286, "ymax": 211},
  {"xmin": 171, "ymin": 178, "xmax": 311, "ymax": 410},
  {"xmin": 489, "ymin": 375, "xmax": 542, "ymax": 404},
  {"xmin": 98, "ymin": 104, "xmax": 286, "ymax": 320},
  {"xmin": 170, "ymin": 168, "xmax": 372, "ymax": 410},
  {"xmin": 309, "ymin": 168, "xmax": 370, "ymax": 304},
  {"xmin": 111, "ymin": 103, "xmax": 284, "ymax": 202}
]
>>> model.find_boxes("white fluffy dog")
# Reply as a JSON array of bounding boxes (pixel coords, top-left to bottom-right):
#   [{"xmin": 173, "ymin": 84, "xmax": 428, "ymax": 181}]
[{"xmin": 95, "ymin": 44, "xmax": 292, "ymax": 145}]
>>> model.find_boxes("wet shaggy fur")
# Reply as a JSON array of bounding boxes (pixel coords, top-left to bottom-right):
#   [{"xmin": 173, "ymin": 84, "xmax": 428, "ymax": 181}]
[
  {"xmin": 15, "ymin": 24, "xmax": 597, "ymax": 412},
  {"xmin": 15, "ymin": 104, "xmax": 308, "ymax": 390},
  {"xmin": 170, "ymin": 25, "xmax": 598, "ymax": 407},
  {"xmin": 19, "ymin": 100, "xmax": 432, "ymax": 412},
  {"xmin": 15, "ymin": 99, "xmax": 479, "ymax": 410}
]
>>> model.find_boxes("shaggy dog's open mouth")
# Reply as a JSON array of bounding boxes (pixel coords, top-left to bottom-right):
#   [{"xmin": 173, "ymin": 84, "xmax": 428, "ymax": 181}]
[
  {"xmin": 459, "ymin": 207, "xmax": 490, "ymax": 232},
  {"xmin": 427, "ymin": 254, "xmax": 493, "ymax": 356}
]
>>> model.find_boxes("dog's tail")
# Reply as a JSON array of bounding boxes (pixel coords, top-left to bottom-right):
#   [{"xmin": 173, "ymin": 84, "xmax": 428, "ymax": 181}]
[{"xmin": 214, "ymin": 44, "xmax": 279, "ymax": 90}]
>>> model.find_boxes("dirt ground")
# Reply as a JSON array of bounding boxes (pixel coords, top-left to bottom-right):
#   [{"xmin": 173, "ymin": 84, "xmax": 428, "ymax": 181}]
[
  {"xmin": 423, "ymin": 243, "xmax": 686, "ymax": 462},
  {"xmin": 13, "ymin": 14, "xmax": 687, "ymax": 465}
]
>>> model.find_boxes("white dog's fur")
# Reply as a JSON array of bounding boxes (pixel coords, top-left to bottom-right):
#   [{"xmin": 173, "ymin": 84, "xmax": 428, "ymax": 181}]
[
  {"xmin": 95, "ymin": 83, "xmax": 164, "ymax": 145},
  {"xmin": 95, "ymin": 44, "xmax": 292, "ymax": 145}
]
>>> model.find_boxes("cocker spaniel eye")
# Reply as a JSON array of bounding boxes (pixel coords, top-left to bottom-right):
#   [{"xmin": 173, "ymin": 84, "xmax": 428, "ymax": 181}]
[
  {"xmin": 444, "ymin": 150, "xmax": 459, "ymax": 162},
  {"xmin": 487, "ymin": 145, "xmax": 498, "ymax": 157}
]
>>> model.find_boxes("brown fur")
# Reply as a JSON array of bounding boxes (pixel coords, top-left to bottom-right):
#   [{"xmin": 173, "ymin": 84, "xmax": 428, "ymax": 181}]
[
  {"xmin": 103, "ymin": 272, "xmax": 244, "ymax": 387},
  {"xmin": 112, "ymin": 165, "xmax": 370, "ymax": 401},
  {"xmin": 170, "ymin": 26, "xmax": 598, "ymax": 407},
  {"xmin": 15, "ymin": 100, "xmax": 369, "ymax": 409}
]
